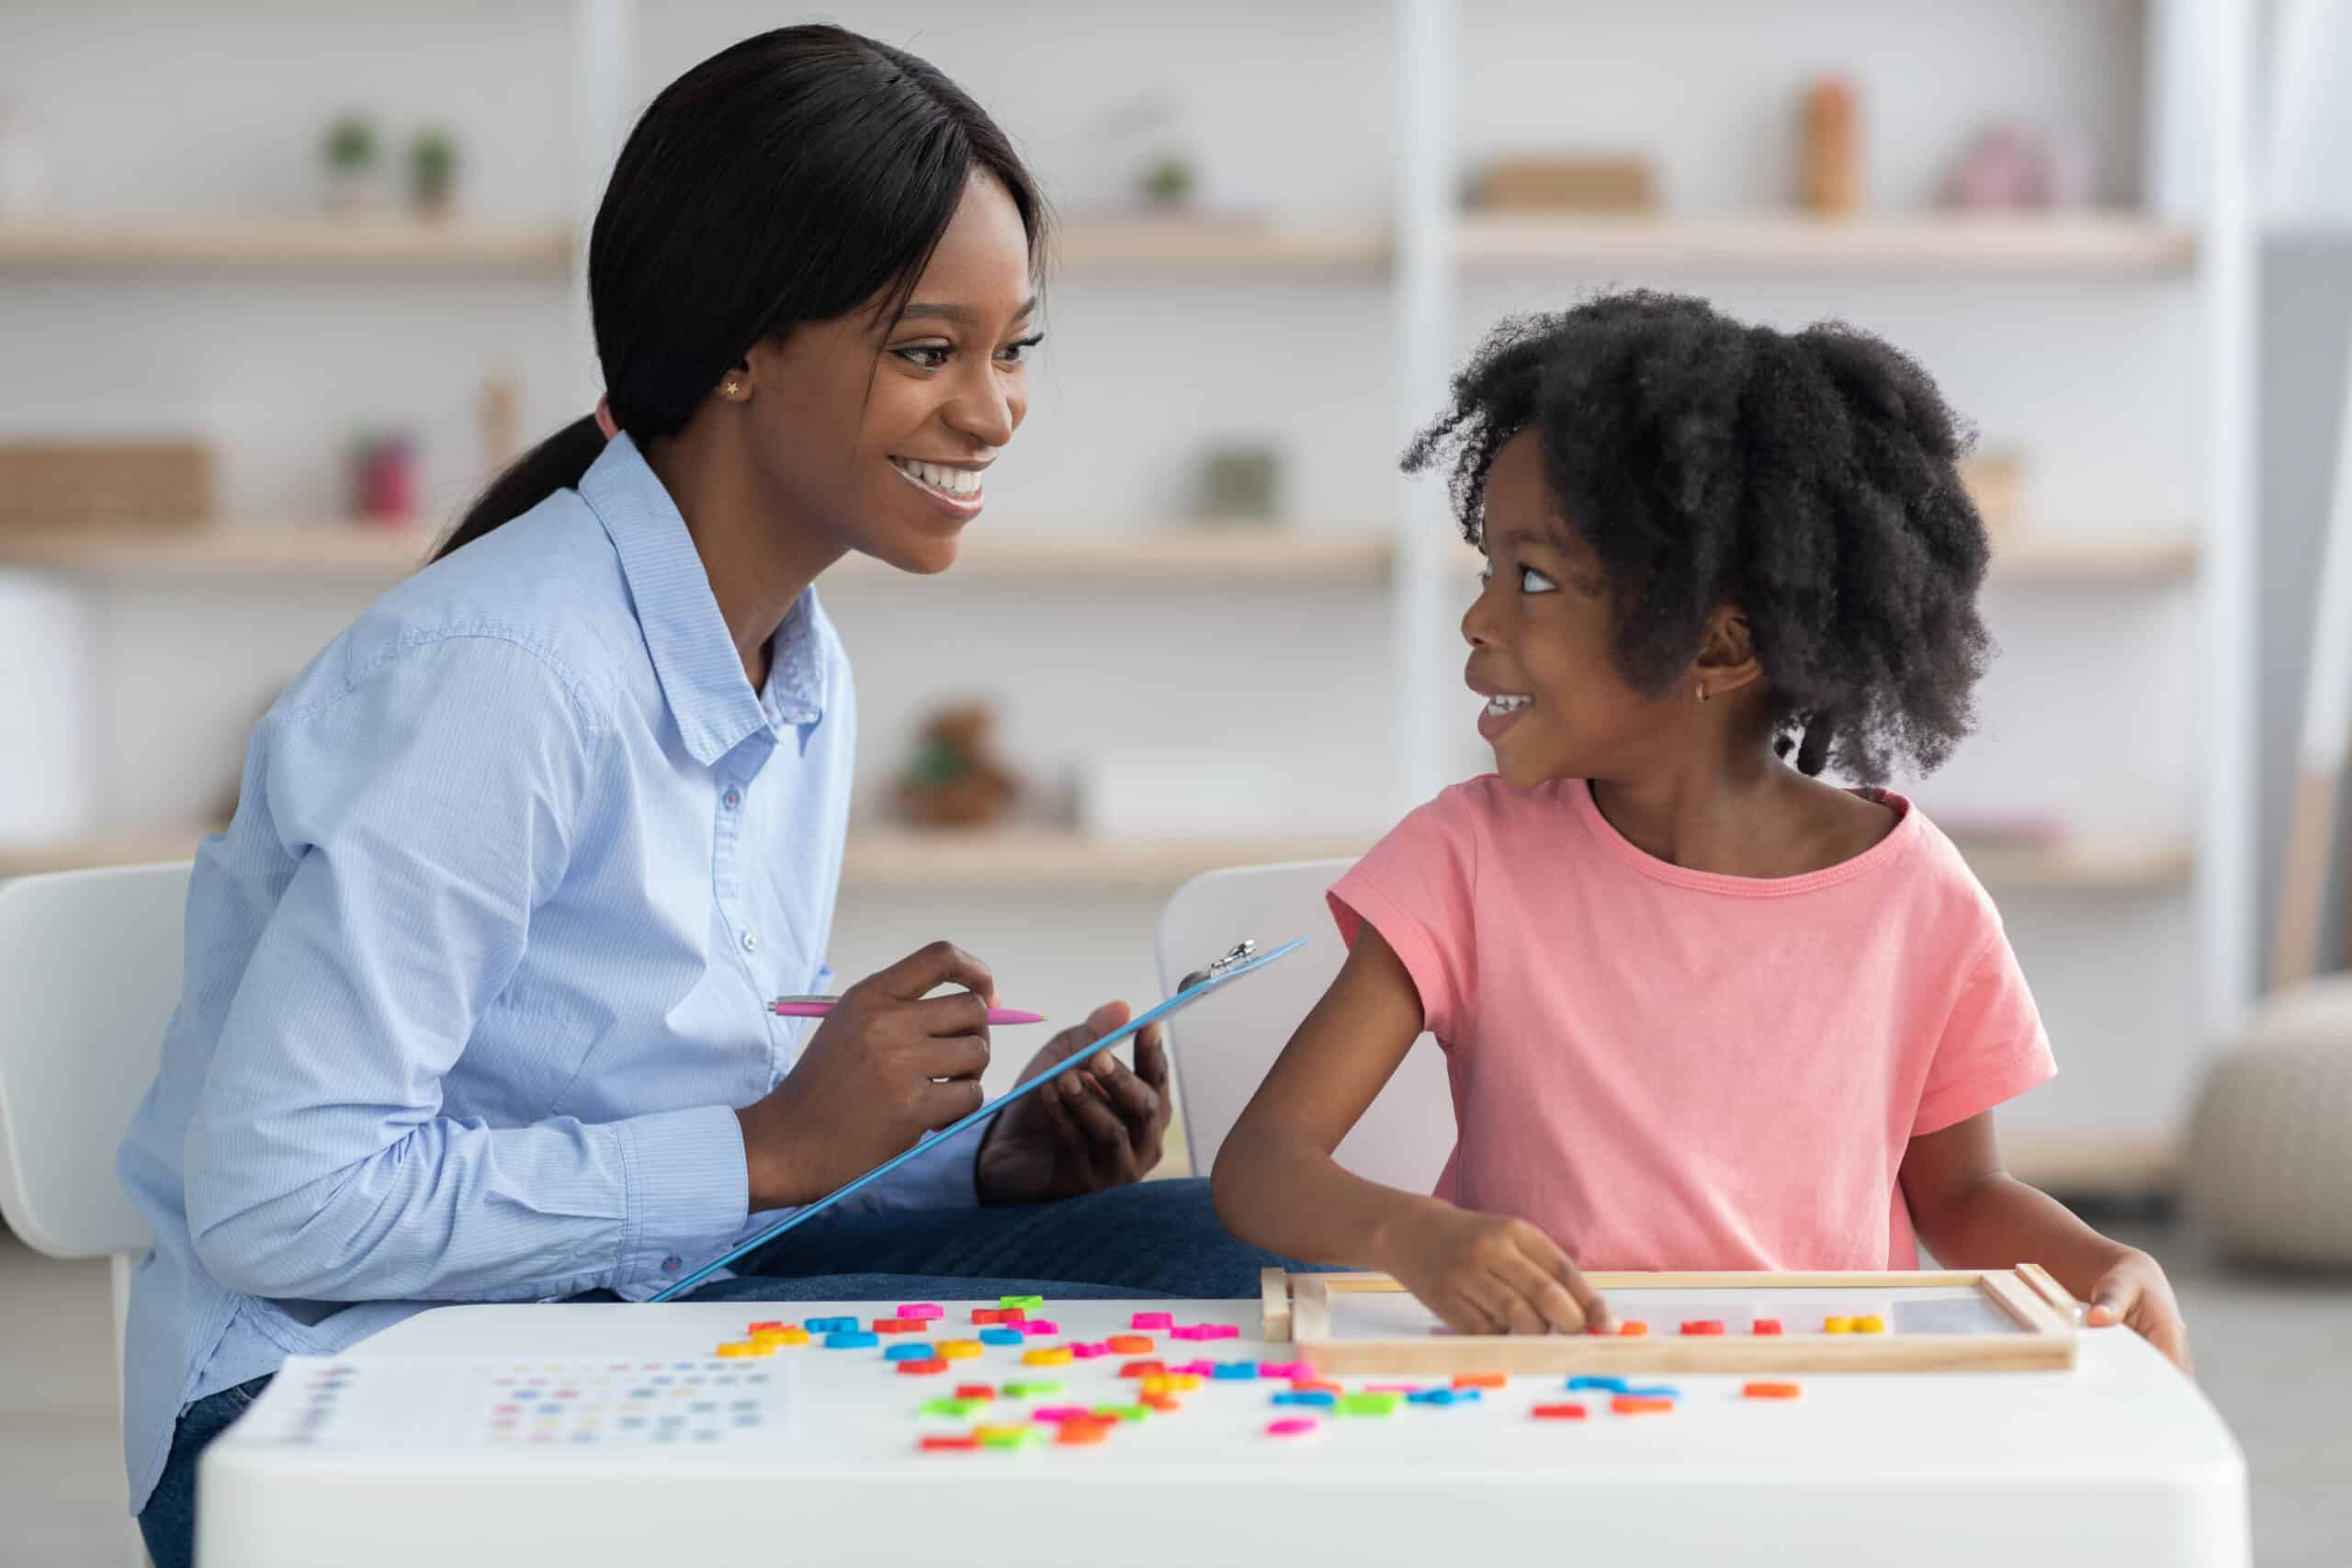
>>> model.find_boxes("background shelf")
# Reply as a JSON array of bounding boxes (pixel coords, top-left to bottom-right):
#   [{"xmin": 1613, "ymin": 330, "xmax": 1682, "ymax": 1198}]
[
  {"xmin": 0, "ymin": 821, "xmax": 2194, "ymax": 894},
  {"xmin": 0, "ymin": 213, "xmax": 2199, "ymax": 278},
  {"xmin": 0, "ymin": 524, "xmax": 2197, "ymax": 585},
  {"xmin": 0, "ymin": 217, "xmax": 576, "ymax": 272},
  {"xmin": 1453, "ymin": 213, "xmax": 2198, "ymax": 275}
]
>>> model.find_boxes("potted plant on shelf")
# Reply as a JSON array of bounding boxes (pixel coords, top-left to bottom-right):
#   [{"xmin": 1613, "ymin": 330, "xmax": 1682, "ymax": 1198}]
[
  {"xmin": 321, "ymin": 113, "xmax": 380, "ymax": 217},
  {"xmin": 409, "ymin": 128, "xmax": 458, "ymax": 219}
]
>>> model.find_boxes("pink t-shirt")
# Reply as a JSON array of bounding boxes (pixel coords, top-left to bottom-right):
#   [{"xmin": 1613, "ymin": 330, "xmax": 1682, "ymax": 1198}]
[{"xmin": 1328, "ymin": 776, "xmax": 2055, "ymax": 1270}]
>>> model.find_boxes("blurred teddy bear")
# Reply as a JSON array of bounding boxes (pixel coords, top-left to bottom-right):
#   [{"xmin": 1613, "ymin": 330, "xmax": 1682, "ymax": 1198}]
[{"xmin": 898, "ymin": 703, "xmax": 1021, "ymax": 829}]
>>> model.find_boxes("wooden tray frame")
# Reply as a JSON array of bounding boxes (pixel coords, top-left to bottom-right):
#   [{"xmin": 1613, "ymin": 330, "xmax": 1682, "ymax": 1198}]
[{"xmin": 1261, "ymin": 1265, "xmax": 2080, "ymax": 1373}]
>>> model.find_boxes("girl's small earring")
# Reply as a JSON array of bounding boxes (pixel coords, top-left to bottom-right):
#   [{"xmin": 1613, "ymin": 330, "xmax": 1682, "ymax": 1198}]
[
  {"xmin": 1696, "ymin": 682, "xmax": 1710, "ymax": 705},
  {"xmin": 722, "ymin": 380, "xmax": 741, "ymax": 398}
]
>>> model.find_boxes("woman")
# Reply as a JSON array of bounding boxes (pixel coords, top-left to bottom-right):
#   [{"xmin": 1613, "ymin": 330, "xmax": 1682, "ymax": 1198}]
[{"xmin": 117, "ymin": 27, "xmax": 1291, "ymax": 1566}]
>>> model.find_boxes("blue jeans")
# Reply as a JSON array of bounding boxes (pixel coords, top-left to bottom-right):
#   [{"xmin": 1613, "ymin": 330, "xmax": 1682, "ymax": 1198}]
[{"xmin": 139, "ymin": 1178, "xmax": 1298, "ymax": 1568}]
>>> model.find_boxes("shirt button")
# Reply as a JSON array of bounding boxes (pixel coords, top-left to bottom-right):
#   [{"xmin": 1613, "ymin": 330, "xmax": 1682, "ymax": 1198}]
[
  {"xmin": 741, "ymin": 932, "xmax": 757, "ymax": 953},
  {"xmin": 723, "ymin": 789, "xmax": 740, "ymax": 808},
  {"xmin": 661, "ymin": 1256, "xmax": 682, "ymax": 1273}
]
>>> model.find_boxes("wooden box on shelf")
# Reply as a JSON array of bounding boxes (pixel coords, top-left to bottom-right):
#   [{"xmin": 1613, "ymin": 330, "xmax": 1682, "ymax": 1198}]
[
  {"xmin": 0, "ymin": 439, "xmax": 213, "ymax": 528},
  {"xmin": 1469, "ymin": 153, "xmax": 1657, "ymax": 212}
]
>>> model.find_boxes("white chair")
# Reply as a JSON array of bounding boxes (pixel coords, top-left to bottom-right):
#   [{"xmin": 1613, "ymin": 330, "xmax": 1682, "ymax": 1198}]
[
  {"xmin": 1154, "ymin": 859, "xmax": 1453, "ymax": 1193},
  {"xmin": 0, "ymin": 861, "xmax": 187, "ymax": 1566}
]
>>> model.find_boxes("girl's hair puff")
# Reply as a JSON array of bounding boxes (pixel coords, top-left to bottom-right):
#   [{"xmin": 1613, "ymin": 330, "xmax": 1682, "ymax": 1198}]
[{"xmin": 1405, "ymin": 290, "xmax": 1993, "ymax": 782}]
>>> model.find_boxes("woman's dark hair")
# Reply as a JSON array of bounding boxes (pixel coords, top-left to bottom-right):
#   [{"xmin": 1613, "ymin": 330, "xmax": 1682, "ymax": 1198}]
[
  {"xmin": 435, "ymin": 24, "xmax": 1047, "ymax": 561},
  {"xmin": 1404, "ymin": 290, "xmax": 1993, "ymax": 784}
]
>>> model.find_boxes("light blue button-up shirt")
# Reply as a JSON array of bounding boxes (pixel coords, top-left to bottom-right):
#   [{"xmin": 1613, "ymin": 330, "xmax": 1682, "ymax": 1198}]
[{"xmin": 115, "ymin": 434, "xmax": 983, "ymax": 1511}]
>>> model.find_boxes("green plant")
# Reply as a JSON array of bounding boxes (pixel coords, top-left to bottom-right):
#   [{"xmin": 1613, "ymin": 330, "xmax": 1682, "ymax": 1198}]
[
  {"xmin": 1141, "ymin": 152, "xmax": 1196, "ymax": 207},
  {"xmin": 409, "ymin": 128, "xmax": 458, "ymax": 197},
  {"xmin": 322, "ymin": 114, "xmax": 379, "ymax": 174},
  {"xmin": 412, "ymin": 130, "xmax": 456, "ymax": 190}
]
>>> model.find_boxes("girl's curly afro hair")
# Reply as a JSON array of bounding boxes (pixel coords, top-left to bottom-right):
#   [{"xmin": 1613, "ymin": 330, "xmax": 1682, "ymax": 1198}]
[{"xmin": 1404, "ymin": 290, "xmax": 1994, "ymax": 784}]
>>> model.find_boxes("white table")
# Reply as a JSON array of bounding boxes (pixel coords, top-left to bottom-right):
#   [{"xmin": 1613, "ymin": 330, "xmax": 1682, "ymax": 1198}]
[{"xmin": 198, "ymin": 1295, "xmax": 2248, "ymax": 1567}]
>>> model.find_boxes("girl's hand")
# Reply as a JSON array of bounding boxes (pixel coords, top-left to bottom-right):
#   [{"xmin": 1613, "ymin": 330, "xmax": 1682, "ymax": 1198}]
[
  {"xmin": 1379, "ymin": 1204, "xmax": 1611, "ymax": 1336},
  {"xmin": 975, "ymin": 1001, "xmax": 1170, "ymax": 1204},
  {"xmin": 2086, "ymin": 1248, "xmax": 2193, "ymax": 1375}
]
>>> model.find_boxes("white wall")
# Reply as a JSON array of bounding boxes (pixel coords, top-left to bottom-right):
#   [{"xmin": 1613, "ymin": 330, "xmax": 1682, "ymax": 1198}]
[{"xmin": 0, "ymin": 0, "xmax": 2249, "ymax": 1174}]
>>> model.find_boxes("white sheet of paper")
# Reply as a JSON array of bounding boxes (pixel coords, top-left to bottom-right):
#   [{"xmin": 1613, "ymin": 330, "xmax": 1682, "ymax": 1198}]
[{"xmin": 232, "ymin": 1354, "xmax": 796, "ymax": 1452}]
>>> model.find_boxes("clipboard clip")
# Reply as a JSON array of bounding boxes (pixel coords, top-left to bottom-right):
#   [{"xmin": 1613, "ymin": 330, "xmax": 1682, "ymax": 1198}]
[{"xmin": 1181, "ymin": 939, "xmax": 1257, "ymax": 993}]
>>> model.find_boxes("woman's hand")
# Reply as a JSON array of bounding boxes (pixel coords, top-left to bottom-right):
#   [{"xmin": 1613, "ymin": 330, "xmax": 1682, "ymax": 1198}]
[
  {"xmin": 976, "ymin": 1001, "xmax": 1170, "ymax": 1204},
  {"xmin": 2086, "ymin": 1247, "xmax": 2193, "ymax": 1375},
  {"xmin": 734, "ymin": 942, "xmax": 995, "ymax": 1211},
  {"xmin": 1377, "ymin": 1203, "xmax": 1611, "ymax": 1337}
]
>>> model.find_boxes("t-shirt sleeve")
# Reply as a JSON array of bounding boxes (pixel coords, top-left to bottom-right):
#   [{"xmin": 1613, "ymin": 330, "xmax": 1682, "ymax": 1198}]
[
  {"xmin": 1912, "ymin": 928, "xmax": 2057, "ymax": 1137},
  {"xmin": 1328, "ymin": 787, "xmax": 1480, "ymax": 1042}
]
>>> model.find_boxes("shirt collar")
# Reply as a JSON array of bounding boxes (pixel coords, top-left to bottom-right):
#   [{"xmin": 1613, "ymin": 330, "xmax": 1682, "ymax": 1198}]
[{"xmin": 579, "ymin": 433, "xmax": 828, "ymax": 764}]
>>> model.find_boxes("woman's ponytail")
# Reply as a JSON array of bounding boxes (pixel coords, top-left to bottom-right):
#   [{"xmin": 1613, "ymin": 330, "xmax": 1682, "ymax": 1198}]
[{"xmin": 432, "ymin": 416, "xmax": 607, "ymax": 564}]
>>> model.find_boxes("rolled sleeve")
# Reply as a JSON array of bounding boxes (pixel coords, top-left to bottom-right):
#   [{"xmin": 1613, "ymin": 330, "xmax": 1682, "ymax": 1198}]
[
  {"xmin": 1912, "ymin": 933, "xmax": 2058, "ymax": 1138},
  {"xmin": 1327, "ymin": 786, "xmax": 1482, "ymax": 1043}
]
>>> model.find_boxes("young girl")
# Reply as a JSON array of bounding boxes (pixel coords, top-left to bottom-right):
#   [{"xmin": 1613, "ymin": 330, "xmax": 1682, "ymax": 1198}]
[{"xmin": 1211, "ymin": 292, "xmax": 2190, "ymax": 1371}]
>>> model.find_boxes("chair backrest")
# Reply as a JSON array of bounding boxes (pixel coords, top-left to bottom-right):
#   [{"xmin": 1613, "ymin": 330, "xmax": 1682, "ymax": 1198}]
[
  {"xmin": 1155, "ymin": 859, "xmax": 1453, "ymax": 1193},
  {"xmin": 0, "ymin": 862, "xmax": 186, "ymax": 1258}
]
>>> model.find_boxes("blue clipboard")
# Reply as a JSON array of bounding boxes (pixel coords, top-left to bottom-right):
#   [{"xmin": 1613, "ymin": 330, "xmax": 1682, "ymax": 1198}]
[{"xmin": 650, "ymin": 935, "xmax": 1307, "ymax": 1302}]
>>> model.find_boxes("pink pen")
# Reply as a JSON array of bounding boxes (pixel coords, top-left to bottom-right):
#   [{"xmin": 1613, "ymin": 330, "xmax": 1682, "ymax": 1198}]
[{"xmin": 770, "ymin": 995, "xmax": 1046, "ymax": 1026}]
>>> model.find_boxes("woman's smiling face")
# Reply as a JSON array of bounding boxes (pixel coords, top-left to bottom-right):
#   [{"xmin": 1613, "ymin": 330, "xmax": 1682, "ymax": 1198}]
[
  {"xmin": 1463, "ymin": 431, "xmax": 1674, "ymax": 788},
  {"xmin": 741, "ymin": 171, "xmax": 1040, "ymax": 574}
]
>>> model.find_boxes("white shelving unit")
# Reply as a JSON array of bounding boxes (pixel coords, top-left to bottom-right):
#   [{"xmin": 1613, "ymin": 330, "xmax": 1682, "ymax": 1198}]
[{"xmin": 0, "ymin": 0, "xmax": 2257, "ymax": 1192}]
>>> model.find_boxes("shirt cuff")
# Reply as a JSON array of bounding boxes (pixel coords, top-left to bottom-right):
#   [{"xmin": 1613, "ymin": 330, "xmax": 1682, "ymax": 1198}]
[
  {"xmin": 616, "ymin": 1104, "xmax": 752, "ymax": 1286},
  {"xmin": 838, "ymin": 1112, "xmax": 995, "ymax": 1214}
]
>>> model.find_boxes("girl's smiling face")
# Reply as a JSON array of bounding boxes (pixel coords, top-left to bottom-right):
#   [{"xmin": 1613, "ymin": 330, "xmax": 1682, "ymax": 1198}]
[{"xmin": 1463, "ymin": 431, "xmax": 1677, "ymax": 787}]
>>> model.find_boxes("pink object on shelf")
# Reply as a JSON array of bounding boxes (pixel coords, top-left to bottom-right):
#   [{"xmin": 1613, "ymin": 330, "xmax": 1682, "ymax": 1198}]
[
  {"xmin": 1017, "ymin": 1319, "xmax": 1060, "ymax": 1337},
  {"xmin": 1069, "ymin": 1343, "xmax": 1111, "ymax": 1359},
  {"xmin": 1170, "ymin": 1325, "xmax": 1210, "ymax": 1341},
  {"xmin": 1267, "ymin": 1417, "xmax": 1320, "ymax": 1438},
  {"xmin": 1257, "ymin": 1362, "xmax": 1311, "ymax": 1380},
  {"xmin": 1031, "ymin": 1406, "xmax": 1090, "ymax": 1424},
  {"xmin": 1131, "ymin": 1312, "xmax": 1175, "ymax": 1330},
  {"xmin": 1170, "ymin": 1359, "xmax": 1216, "ymax": 1377},
  {"xmin": 899, "ymin": 1303, "xmax": 944, "ymax": 1321},
  {"xmin": 1366, "ymin": 1383, "xmax": 1422, "ymax": 1394},
  {"xmin": 353, "ymin": 433, "xmax": 419, "ymax": 525},
  {"xmin": 1205, "ymin": 1324, "xmax": 1240, "ymax": 1340}
]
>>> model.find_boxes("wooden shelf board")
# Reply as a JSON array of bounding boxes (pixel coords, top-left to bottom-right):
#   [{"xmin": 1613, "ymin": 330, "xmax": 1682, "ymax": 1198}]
[
  {"xmin": 3, "ymin": 827, "xmax": 1370, "ymax": 888},
  {"xmin": 842, "ymin": 829, "xmax": 1373, "ymax": 890},
  {"xmin": 0, "ymin": 216, "xmax": 575, "ymax": 271},
  {"xmin": 1997, "ymin": 1134, "xmax": 2177, "ymax": 1197},
  {"xmin": 7, "ymin": 824, "xmax": 2189, "ymax": 895},
  {"xmin": 1988, "ymin": 535, "xmax": 2198, "ymax": 581},
  {"xmin": 1055, "ymin": 217, "xmax": 1387, "ymax": 273},
  {"xmin": 834, "ymin": 527, "xmax": 1394, "ymax": 581},
  {"xmin": 0, "ymin": 214, "xmax": 2194, "ymax": 279},
  {"xmin": 2, "ymin": 525, "xmax": 2195, "ymax": 587},
  {"xmin": 0, "ymin": 524, "xmax": 1394, "ymax": 582},
  {"xmin": 1953, "ymin": 840, "xmax": 2195, "ymax": 891},
  {"xmin": 1454, "ymin": 213, "xmax": 2197, "ymax": 275},
  {"xmin": 0, "ymin": 524, "xmax": 432, "ymax": 578}
]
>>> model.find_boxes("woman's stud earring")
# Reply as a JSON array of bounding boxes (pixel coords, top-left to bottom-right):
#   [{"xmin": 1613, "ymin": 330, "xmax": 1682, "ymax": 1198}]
[{"xmin": 1696, "ymin": 682, "xmax": 1710, "ymax": 704}]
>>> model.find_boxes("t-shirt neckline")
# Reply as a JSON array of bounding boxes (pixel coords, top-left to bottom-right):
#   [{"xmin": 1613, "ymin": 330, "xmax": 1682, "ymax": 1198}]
[{"xmin": 1566, "ymin": 777, "xmax": 1917, "ymax": 897}]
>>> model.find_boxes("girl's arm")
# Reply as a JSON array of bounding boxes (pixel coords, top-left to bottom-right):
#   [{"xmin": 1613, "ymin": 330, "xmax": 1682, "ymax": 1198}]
[
  {"xmin": 1210, "ymin": 926, "xmax": 1609, "ymax": 1335},
  {"xmin": 1901, "ymin": 1113, "xmax": 2191, "ymax": 1371}
]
